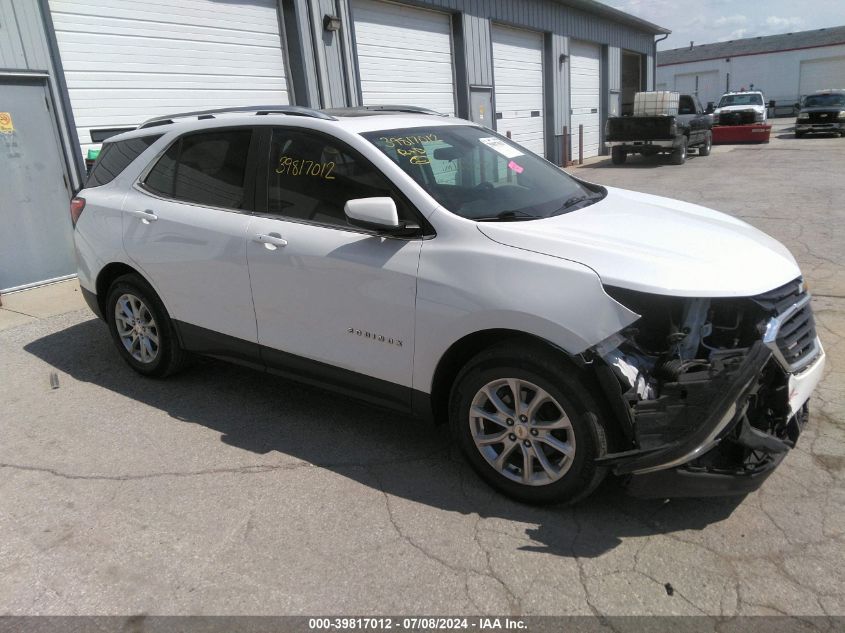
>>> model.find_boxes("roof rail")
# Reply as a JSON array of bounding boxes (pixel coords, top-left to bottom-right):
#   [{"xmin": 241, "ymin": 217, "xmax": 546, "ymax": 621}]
[
  {"xmin": 323, "ymin": 105, "xmax": 449, "ymax": 117},
  {"xmin": 138, "ymin": 105, "xmax": 337, "ymax": 129}
]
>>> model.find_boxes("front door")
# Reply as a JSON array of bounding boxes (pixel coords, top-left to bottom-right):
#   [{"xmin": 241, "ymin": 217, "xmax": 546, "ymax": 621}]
[
  {"xmin": 122, "ymin": 128, "xmax": 259, "ymax": 355},
  {"xmin": 247, "ymin": 127, "xmax": 422, "ymax": 409},
  {"xmin": 0, "ymin": 76, "xmax": 75, "ymax": 291},
  {"xmin": 677, "ymin": 95, "xmax": 705, "ymax": 145}
]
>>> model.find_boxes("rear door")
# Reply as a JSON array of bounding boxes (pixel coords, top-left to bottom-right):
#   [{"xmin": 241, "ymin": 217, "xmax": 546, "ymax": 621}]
[
  {"xmin": 122, "ymin": 127, "xmax": 259, "ymax": 357},
  {"xmin": 246, "ymin": 127, "xmax": 422, "ymax": 408}
]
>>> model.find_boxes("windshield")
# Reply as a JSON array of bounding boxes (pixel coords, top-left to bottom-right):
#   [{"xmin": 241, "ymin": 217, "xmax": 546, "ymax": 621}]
[
  {"xmin": 361, "ymin": 125, "xmax": 601, "ymax": 221},
  {"xmin": 804, "ymin": 94, "xmax": 845, "ymax": 108},
  {"xmin": 718, "ymin": 94, "xmax": 763, "ymax": 107}
]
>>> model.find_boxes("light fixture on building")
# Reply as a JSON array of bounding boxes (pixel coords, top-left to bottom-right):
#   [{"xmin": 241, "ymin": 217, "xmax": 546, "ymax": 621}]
[
  {"xmin": 559, "ymin": 53, "xmax": 568, "ymax": 65},
  {"xmin": 324, "ymin": 14, "xmax": 342, "ymax": 31}
]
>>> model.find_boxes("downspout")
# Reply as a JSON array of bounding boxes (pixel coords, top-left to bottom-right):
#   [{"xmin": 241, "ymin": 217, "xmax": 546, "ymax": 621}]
[{"xmin": 653, "ymin": 34, "xmax": 669, "ymax": 90}]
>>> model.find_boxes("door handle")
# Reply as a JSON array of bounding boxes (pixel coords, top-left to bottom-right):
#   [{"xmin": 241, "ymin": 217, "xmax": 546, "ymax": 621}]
[
  {"xmin": 126, "ymin": 208, "xmax": 158, "ymax": 224},
  {"xmin": 253, "ymin": 233, "xmax": 288, "ymax": 249}
]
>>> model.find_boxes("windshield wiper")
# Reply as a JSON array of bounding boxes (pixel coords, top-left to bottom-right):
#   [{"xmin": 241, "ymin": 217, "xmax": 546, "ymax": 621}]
[
  {"xmin": 474, "ymin": 210, "xmax": 535, "ymax": 222},
  {"xmin": 552, "ymin": 193, "xmax": 603, "ymax": 215}
]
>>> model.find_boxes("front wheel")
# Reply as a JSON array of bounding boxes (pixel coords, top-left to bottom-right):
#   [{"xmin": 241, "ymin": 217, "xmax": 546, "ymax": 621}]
[
  {"xmin": 698, "ymin": 131, "xmax": 712, "ymax": 156},
  {"xmin": 670, "ymin": 138, "xmax": 687, "ymax": 165},
  {"xmin": 449, "ymin": 343, "xmax": 610, "ymax": 505}
]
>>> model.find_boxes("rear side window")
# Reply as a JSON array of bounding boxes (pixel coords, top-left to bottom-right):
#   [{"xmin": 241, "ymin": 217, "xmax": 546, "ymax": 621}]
[
  {"xmin": 143, "ymin": 129, "xmax": 252, "ymax": 209},
  {"xmin": 86, "ymin": 135, "xmax": 162, "ymax": 187}
]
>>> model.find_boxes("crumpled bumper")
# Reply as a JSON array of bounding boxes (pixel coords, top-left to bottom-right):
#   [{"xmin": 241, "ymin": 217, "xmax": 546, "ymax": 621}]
[{"xmin": 598, "ymin": 341, "xmax": 826, "ymax": 498}]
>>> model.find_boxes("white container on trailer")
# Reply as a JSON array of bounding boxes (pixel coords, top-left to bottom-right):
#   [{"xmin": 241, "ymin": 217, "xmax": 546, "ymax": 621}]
[{"xmin": 633, "ymin": 91, "xmax": 680, "ymax": 116}]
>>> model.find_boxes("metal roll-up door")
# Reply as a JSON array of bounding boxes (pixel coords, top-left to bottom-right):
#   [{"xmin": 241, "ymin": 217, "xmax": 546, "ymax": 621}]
[
  {"xmin": 569, "ymin": 40, "xmax": 601, "ymax": 159},
  {"xmin": 352, "ymin": 0, "xmax": 455, "ymax": 115},
  {"xmin": 799, "ymin": 57, "xmax": 845, "ymax": 96},
  {"xmin": 492, "ymin": 25, "xmax": 545, "ymax": 156},
  {"xmin": 49, "ymin": 0, "xmax": 291, "ymax": 158},
  {"xmin": 674, "ymin": 70, "xmax": 720, "ymax": 107}
]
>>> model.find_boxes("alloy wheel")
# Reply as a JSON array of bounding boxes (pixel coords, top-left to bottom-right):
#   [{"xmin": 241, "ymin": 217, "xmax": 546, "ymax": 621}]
[
  {"xmin": 469, "ymin": 378, "xmax": 576, "ymax": 486},
  {"xmin": 114, "ymin": 293, "xmax": 160, "ymax": 364}
]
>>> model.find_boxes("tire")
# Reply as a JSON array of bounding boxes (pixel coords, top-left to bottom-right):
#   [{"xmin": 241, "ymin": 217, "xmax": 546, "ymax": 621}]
[
  {"xmin": 106, "ymin": 273, "xmax": 188, "ymax": 378},
  {"xmin": 670, "ymin": 137, "xmax": 687, "ymax": 165},
  {"xmin": 448, "ymin": 342, "xmax": 611, "ymax": 505},
  {"xmin": 611, "ymin": 147, "xmax": 627, "ymax": 165},
  {"xmin": 698, "ymin": 131, "xmax": 712, "ymax": 156}
]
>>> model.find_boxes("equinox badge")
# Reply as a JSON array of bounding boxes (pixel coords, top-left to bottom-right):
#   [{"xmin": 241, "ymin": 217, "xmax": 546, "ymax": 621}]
[{"xmin": 348, "ymin": 327, "xmax": 403, "ymax": 347}]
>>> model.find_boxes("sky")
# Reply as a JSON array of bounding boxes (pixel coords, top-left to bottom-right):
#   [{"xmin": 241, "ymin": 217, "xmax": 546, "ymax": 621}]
[{"xmin": 598, "ymin": 0, "xmax": 845, "ymax": 50}]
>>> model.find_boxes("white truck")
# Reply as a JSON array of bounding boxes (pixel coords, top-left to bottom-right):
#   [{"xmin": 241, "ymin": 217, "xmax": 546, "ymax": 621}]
[{"xmin": 713, "ymin": 91, "xmax": 768, "ymax": 126}]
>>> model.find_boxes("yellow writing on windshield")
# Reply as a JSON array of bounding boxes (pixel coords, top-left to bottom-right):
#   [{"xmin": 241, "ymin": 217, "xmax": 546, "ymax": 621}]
[{"xmin": 379, "ymin": 133, "xmax": 438, "ymax": 148}]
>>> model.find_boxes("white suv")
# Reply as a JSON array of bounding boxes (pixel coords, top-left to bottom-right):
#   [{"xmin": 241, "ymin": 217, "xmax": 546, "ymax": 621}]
[{"xmin": 72, "ymin": 105, "xmax": 825, "ymax": 504}]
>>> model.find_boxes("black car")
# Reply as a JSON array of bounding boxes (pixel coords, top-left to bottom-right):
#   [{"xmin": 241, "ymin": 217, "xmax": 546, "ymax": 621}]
[{"xmin": 795, "ymin": 89, "xmax": 845, "ymax": 137}]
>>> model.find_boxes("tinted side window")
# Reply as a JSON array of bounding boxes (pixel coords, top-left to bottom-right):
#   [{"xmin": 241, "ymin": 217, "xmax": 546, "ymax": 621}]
[
  {"xmin": 86, "ymin": 135, "xmax": 161, "ymax": 187},
  {"xmin": 144, "ymin": 129, "xmax": 252, "ymax": 209},
  {"xmin": 266, "ymin": 129, "xmax": 413, "ymax": 228},
  {"xmin": 144, "ymin": 142, "xmax": 179, "ymax": 197}
]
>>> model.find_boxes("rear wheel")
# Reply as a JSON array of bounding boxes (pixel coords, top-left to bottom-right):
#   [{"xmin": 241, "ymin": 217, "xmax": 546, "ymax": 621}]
[
  {"xmin": 698, "ymin": 131, "xmax": 712, "ymax": 156},
  {"xmin": 449, "ymin": 343, "xmax": 610, "ymax": 505},
  {"xmin": 670, "ymin": 138, "xmax": 687, "ymax": 165},
  {"xmin": 106, "ymin": 274, "xmax": 187, "ymax": 378},
  {"xmin": 611, "ymin": 147, "xmax": 627, "ymax": 165}
]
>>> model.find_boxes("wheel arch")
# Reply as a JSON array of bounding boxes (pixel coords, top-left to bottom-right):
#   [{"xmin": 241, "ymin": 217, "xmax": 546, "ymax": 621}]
[
  {"xmin": 428, "ymin": 329, "xmax": 585, "ymax": 426},
  {"xmin": 95, "ymin": 262, "xmax": 155, "ymax": 319}
]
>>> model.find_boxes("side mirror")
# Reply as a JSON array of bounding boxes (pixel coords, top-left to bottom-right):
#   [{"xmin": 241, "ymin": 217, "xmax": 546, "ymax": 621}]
[
  {"xmin": 345, "ymin": 197, "xmax": 401, "ymax": 232},
  {"xmin": 705, "ymin": 102, "xmax": 714, "ymax": 114}
]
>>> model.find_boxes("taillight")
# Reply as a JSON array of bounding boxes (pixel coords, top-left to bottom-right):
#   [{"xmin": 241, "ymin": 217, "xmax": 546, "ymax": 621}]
[{"xmin": 70, "ymin": 197, "xmax": 86, "ymax": 227}]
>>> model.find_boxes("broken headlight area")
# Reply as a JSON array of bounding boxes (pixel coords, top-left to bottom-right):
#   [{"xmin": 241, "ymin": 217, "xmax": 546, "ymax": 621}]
[{"xmin": 589, "ymin": 279, "xmax": 817, "ymax": 494}]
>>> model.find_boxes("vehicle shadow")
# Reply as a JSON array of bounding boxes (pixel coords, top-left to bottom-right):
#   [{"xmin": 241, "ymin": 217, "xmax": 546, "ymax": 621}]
[
  {"xmin": 776, "ymin": 132, "xmax": 841, "ymax": 139},
  {"xmin": 24, "ymin": 318, "xmax": 744, "ymax": 559}
]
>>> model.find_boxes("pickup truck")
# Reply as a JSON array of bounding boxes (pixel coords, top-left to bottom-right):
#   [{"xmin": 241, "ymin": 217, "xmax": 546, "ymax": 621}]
[
  {"xmin": 605, "ymin": 94, "xmax": 713, "ymax": 165},
  {"xmin": 795, "ymin": 89, "xmax": 845, "ymax": 137}
]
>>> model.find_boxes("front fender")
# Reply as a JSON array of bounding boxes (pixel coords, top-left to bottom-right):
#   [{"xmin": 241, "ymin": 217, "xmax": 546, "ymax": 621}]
[{"xmin": 412, "ymin": 213, "xmax": 639, "ymax": 393}]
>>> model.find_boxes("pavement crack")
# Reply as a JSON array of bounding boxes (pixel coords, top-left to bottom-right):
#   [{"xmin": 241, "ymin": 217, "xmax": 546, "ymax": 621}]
[{"xmin": 0, "ymin": 453, "xmax": 443, "ymax": 482}]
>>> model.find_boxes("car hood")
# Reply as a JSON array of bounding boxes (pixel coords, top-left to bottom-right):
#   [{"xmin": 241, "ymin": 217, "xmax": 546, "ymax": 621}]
[
  {"xmin": 800, "ymin": 106, "xmax": 845, "ymax": 113},
  {"xmin": 476, "ymin": 186, "xmax": 800, "ymax": 298},
  {"xmin": 716, "ymin": 104, "xmax": 765, "ymax": 113}
]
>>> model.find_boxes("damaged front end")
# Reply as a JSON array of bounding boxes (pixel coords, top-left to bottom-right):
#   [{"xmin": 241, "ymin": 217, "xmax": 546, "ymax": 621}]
[{"xmin": 590, "ymin": 278, "xmax": 824, "ymax": 498}]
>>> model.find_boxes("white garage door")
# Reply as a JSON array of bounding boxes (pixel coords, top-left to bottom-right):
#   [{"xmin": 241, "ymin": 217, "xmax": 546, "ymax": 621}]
[
  {"xmin": 673, "ymin": 70, "xmax": 720, "ymax": 106},
  {"xmin": 799, "ymin": 57, "xmax": 845, "ymax": 96},
  {"xmin": 492, "ymin": 25, "xmax": 545, "ymax": 156},
  {"xmin": 569, "ymin": 40, "xmax": 601, "ymax": 159},
  {"xmin": 352, "ymin": 0, "xmax": 455, "ymax": 116},
  {"xmin": 49, "ymin": 0, "xmax": 290, "ymax": 158}
]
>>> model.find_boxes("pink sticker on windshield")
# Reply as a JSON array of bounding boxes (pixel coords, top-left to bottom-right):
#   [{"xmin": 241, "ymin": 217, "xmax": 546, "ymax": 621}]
[{"xmin": 508, "ymin": 160, "xmax": 524, "ymax": 174}]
